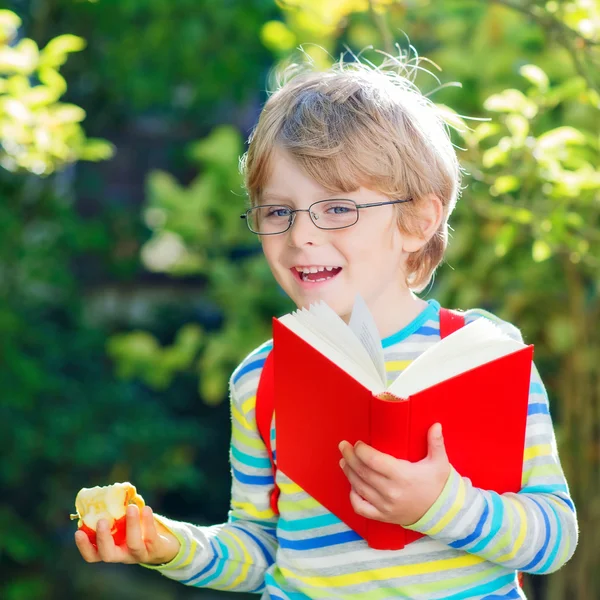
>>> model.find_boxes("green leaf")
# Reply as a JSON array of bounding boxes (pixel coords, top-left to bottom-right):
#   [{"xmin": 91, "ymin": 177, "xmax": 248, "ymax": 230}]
[
  {"xmin": 187, "ymin": 125, "xmax": 243, "ymax": 169},
  {"xmin": 491, "ymin": 175, "xmax": 520, "ymax": 196},
  {"xmin": 505, "ymin": 114, "xmax": 529, "ymax": 142},
  {"xmin": 20, "ymin": 85, "xmax": 60, "ymax": 107},
  {"xmin": 52, "ymin": 103, "xmax": 86, "ymax": 123},
  {"xmin": 260, "ymin": 20, "xmax": 296, "ymax": 53},
  {"xmin": 80, "ymin": 138, "xmax": 115, "ymax": 162},
  {"xmin": 1, "ymin": 38, "xmax": 39, "ymax": 74},
  {"xmin": 545, "ymin": 76, "xmax": 587, "ymax": 106},
  {"xmin": 484, "ymin": 89, "xmax": 538, "ymax": 119},
  {"xmin": 513, "ymin": 208, "xmax": 533, "ymax": 224},
  {"xmin": 38, "ymin": 67, "xmax": 67, "ymax": 96},
  {"xmin": 482, "ymin": 144, "xmax": 509, "ymax": 168},
  {"xmin": 41, "ymin": 34, "xmax": 86, "ymax": 66},
  {"xmin": 473, "ymin": 122, "xmax": 501, "ymax": 142},
  {"xmin": 175, "ymin": 324, "xmax": 204, "ymax": 353},
  {"xmin": 0, "ymin": 10, "xmax": 21, "ymax": 44},
  {"xmin": 532, "ymin": 239, "xmax": 552, "ymax": 262},
  {"xmin": 200, "ymin": 366, "xmax": 228, "ymax": 405},
  {"xmin": 519, "ymin": 64, "xmax": 549, "ymax": 92},
  {"xmin": 536, "ymin": 126, "xmax": 586, "ymax": 151}
]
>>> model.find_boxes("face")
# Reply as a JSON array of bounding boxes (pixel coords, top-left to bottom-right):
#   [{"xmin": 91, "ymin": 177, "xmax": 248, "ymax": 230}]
[{"xmin": 259, "ymin": 148, "xmax": 415, "ymax": 322}]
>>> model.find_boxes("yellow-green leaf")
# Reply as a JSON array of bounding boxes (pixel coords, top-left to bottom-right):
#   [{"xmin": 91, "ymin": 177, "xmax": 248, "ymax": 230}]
[
  {"xmin": 52, "ymin": 104, "xmax": 86, "ymax": 123},
  {"xmin": 536, "ymin": 126, "xmax": 586, "ymax": 151},
  {"xmin": 519, "ymin": 64, "xmax": 549, "ymax": 92},
  {"xmin": 42, "ymin": 34, "xmax": 86, "ymax": 59},
  {"xmin": 80, "ymin": 138, "xmax": 115, "ymax": 162},
  {"xmin": 482, "ymin": 145, "xmax": 509, "ymax": 168},
  {"xmin": 491, "ymin": 175, "xmax": 520, "ymax": 195},
  {"xmin": 260, "ymin": 20, "xmax": 296, "ymax": 53},
  {"xmin": 38, "ymin": 67, "xmax": 67, "ymax": 96},
  {"xmin": 505, "ymin": 114, "xmax": 529, "ymax": 142},
  {"xmin": 0, "ymin": 10, "xmax": 21, "ymax": 44},
  {"xmin": 532, "ymin": 239, "xmax": 552, "ymax": 262},
  {"xmin": 21, "ymin": 86, "xmax": 60, "ymax": 107},
  {"xmin": 484, "ymin": 89, "xmax": 538, "ymax": 119}
]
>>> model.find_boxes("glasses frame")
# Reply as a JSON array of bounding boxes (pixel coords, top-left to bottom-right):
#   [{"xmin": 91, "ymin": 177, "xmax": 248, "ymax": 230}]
[{"xmin": 240, "ymin": 198, "xmax": 413, "ymax": 235}]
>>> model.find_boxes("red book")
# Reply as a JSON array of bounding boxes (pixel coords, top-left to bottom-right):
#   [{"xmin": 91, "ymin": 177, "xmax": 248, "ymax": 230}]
[{"xmin": 272, "ymin": 305, "xmax": 533, "ymax": 551}]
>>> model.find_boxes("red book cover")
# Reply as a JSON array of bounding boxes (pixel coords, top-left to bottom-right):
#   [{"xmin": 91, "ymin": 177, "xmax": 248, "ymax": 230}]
[{"xmin": 273, "ymin": 317, "xmax": 533, "ymax": 550}]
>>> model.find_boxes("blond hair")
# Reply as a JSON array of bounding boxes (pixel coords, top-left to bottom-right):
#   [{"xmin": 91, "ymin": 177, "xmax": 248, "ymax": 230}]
[{"xmin": 241, "ymin": 54, "xmax": 462, "ymax": 292}]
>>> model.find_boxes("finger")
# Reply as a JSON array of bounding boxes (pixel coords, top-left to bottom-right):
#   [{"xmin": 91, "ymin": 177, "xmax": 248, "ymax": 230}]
[
  {"xmin": 95, "ymin": 518, "xmax": 118, "ymax": 562},
  {"xmin": 426, "ymin": 423, "xmax": 448, "ymax": 463},
  {"xmin": 340, "ymin": 459, "xmax": 386, "ymax": 507},
  {"xmin": 339, "ymin": 442, "xmax": 393, "ymax": 488},
  {"xmin": 125, "ymin": 505, "xmax": 148, "ymax": 561},
  {"xmin": 74, "ymin": 530, "xmax": 101, "ymax": 563},
  {"xmin": 143, "ymin": 506, "xmax": 173, "ymax": 564},
  {"xmin": 349, "ymin": 488, "xmax": 384, "ymax": 520},
  {"xmin": 141, "ymin": 506, "xmax": 159, "ymax": 545},
  {"xmin": 353, "ymin": 441, "xmax": 408, "ymax": 478}
]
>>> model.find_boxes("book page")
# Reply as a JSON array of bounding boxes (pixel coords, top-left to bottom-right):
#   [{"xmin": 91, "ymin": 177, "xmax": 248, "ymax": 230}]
[
  {"xmin": 278, "ymin": 304, "xmax": 385, "ymax": 393},
  {"xmin": 292, "ymin": 303, "xmax": 382, "ymax": 384},
  {"xmin": 348, "ymin": 294, "xmax": 386, "ymax": 385},
  {"xmin": 388, "ymin": 318, "xmax": 526, "ymax": 397}
]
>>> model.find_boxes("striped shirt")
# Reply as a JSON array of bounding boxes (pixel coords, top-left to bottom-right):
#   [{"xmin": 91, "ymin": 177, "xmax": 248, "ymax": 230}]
[{"xmin": 145, "ymin": 300, "xmax": 578, "ymax": 599}]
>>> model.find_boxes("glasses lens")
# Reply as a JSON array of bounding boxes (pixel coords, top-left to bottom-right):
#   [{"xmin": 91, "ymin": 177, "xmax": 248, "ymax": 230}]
[
  {"xmin": 248, "ymin": 205, "xmax": 292, "ymax": 234},
  {"xmin": 312, "ymin": 199, "xmax": 358, "ymax": 229}
]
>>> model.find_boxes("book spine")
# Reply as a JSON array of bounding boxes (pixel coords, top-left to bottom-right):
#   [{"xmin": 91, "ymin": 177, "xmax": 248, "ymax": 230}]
[{"xmin": 365, "ymin": 395, "xmax": 411, "ymax": 550}]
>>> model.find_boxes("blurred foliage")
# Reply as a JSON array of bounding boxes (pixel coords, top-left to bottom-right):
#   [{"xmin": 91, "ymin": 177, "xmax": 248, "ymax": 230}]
[
  {"xmin": 0, "ymin": 9, "xmax": 113, "ymax": 174},
  {"xmin": 109, "ymin": 125, "xmax": 292, "ymax": 405},
  {"xmin": 23, "ymin": 0, "xmax": 278, "ymax": 125},
  {"xmin": 1, "ymin": 0, "xmax": 599, "ymax": 599}
]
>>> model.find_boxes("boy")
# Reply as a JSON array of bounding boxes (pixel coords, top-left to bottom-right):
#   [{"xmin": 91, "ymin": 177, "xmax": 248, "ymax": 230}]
[{"xmin": 75, "ymin": 58, "xmax": 578, "ymax": 599}]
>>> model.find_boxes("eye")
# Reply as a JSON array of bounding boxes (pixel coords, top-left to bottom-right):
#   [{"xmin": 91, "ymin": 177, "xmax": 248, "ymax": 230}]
[
  {"xmin": 266, "ymin": 206, "xmax": 292, "ymax": 218},
  {"xmin": 329, "ymin": 205, "xmax": 351, "ymax": 214},
  {"xmin": 322, "ymin": 201, "xmax": 357, "ymax": 215}
]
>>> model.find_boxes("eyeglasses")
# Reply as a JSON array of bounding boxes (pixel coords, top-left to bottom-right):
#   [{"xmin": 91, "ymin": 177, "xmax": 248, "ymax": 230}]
[{"xmin": 240, "ymin": 198, "xmax": 413, "ymax": 235}]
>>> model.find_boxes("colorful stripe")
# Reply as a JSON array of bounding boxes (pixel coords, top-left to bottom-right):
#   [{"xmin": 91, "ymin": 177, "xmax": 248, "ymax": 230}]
[{"xmin": 149, "ymin": 303, "xmax": 577, "ymax": 598}]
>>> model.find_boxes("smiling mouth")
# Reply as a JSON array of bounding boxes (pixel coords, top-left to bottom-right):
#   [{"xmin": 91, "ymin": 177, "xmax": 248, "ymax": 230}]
[{"xmin": 292, "ymin": 266, "xmax": 343, "ymax": 283}]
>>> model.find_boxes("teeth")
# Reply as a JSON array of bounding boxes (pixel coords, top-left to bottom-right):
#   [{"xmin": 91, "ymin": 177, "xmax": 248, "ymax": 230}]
[{"xmin": 295, "ymin": 266, "xmax": 340, "ymax": 274}]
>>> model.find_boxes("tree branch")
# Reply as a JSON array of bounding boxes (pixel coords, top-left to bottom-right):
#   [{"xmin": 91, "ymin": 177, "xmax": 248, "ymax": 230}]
[{"xmin": 487, "ymin": 0, "xmax": 599, "ymax": 92}]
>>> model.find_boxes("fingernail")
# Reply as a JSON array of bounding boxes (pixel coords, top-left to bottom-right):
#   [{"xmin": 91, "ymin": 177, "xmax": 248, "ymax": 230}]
[
  {"xmin": 435, "ymin": 423, "xmax": 443, "ymax": 439},
  {"xmin": 339, "ymin": 458, "xmax": 345, "ymax": 469}
]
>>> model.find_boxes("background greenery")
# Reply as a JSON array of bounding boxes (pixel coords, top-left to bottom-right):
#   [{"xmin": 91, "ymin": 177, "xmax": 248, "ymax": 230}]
[{"xmin": 1, "ymin": 1, "xmax": 598, "ymax": 599}]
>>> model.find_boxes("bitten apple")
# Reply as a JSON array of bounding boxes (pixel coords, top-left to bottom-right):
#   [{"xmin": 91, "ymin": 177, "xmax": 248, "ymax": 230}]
[{"xmin": 71, "ymin": 482, "xmax": 145, "ymax": 549}]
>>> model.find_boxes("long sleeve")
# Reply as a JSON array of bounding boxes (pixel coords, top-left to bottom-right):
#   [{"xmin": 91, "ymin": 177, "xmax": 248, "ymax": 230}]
[
  {"xmin": 406, "ymin": 324, "xmax": 578, "ymax": 573},
  {"xmin": 143, "ymin": 345, "xmax": 279, "ymax": 593}
]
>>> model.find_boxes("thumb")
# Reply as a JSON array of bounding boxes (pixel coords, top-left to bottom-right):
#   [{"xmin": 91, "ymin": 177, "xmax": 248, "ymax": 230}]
[{"xmin": 427, "ymin": 423, "xmax": 448, "ymax": 463}]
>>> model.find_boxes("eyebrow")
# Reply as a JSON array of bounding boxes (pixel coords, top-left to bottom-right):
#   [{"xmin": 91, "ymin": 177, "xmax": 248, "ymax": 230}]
[
  {"xmin": 261, "ymin": 192, "xmax": 293, "ymax": 203},
  {"xmin": 261, "ymin": 192, "xmax": 353, "ymax": 204}
]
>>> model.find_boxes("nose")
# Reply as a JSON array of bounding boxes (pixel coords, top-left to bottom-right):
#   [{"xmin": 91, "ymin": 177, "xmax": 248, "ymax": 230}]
[{"xmin": 287, "ymin": 210, "xmax": 323, "ymax": 247}]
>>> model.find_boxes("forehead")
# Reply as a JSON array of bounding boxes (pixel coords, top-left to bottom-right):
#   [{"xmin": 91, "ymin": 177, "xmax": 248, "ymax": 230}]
[{"xmin": 261, "ymin": 147, "xmax": 357, "ymax": 203}]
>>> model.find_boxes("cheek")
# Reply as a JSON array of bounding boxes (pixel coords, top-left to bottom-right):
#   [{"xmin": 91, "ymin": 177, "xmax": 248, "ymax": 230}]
[{"xmin": 260, "ymin": 239, "xmax": 279, "ymax": 269}]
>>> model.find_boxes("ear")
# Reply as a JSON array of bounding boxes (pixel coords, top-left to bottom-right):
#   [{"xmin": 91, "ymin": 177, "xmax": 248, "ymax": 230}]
[{"xmin": 401, "ymin": 195, "xmax": 444, "ymax": 253}]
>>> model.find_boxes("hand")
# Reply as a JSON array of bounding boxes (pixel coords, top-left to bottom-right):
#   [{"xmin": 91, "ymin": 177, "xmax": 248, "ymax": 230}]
[
  {"xmin": 75, "ymin": 504, "xmax": 180, "ymax": 565},
  {"xmin": 339, "ymin": 422, "xmax": 451, "ymax": 527}
]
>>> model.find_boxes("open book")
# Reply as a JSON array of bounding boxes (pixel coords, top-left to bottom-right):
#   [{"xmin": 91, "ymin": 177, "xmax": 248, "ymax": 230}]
[{"xmin": 273, "ymin": 297, "xmax": 533, "ymax": 550}]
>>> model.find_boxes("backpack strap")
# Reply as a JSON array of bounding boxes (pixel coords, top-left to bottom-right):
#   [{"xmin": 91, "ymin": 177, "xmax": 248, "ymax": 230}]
[
  {"xmin": 255, "ymin": 350, "xmax": 279, "ymax": 514},
  {"xmin": 439, "ymin": 307, "xmax": 465, "ymax": 337},
  {"xmin": 256, "ymin": 306, "xmax": 466, "ymax": 516}
]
